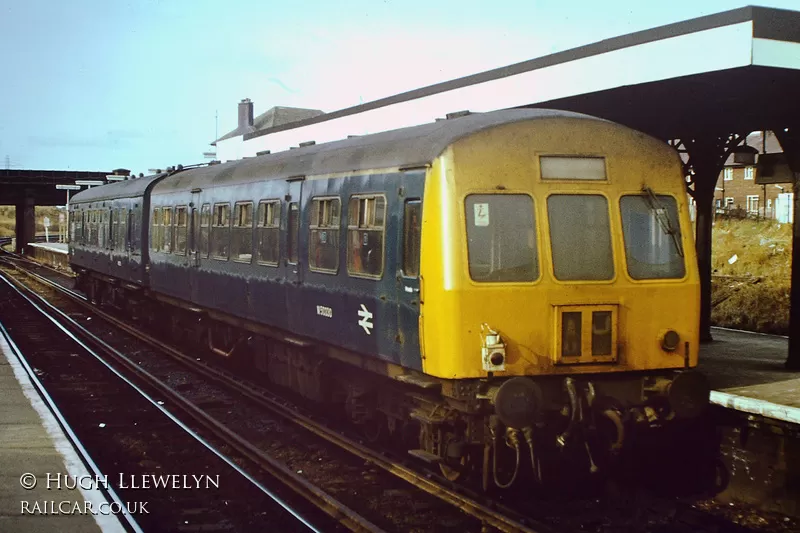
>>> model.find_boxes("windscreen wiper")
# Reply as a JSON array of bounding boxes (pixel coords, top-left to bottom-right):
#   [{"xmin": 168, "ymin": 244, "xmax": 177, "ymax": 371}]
[{"xmin": 641, "ymin": 186, "xmax": 684, "ymax": 258}]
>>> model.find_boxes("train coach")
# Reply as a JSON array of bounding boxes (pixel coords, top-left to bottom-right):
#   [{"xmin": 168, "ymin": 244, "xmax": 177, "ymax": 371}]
[{"xmin": 69, "ymin": 108, "xmax": 709, "ymax": 488}]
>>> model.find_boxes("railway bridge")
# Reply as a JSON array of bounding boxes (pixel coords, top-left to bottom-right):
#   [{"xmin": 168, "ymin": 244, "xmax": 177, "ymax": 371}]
[{"xmin": 0, "ymin": 169, "xmax": 112, "ymax": 253}]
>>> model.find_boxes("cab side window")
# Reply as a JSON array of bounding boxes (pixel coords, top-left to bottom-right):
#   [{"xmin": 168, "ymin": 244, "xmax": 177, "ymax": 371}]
[{"xmin": 403, "ymin": 200, "xmax": 421, "ymax": 277}]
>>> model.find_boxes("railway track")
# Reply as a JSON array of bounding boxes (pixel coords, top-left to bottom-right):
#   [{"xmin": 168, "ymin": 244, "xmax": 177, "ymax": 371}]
[
  {"xmin": 0, "ymin": 256, "xmax": 544, "ymax": 533},
  {"xmin": 3, "ymin": 253, "xmax": 797, "ymax": 533},
  {"xmin": 0, "ymin": 262, "xmax": 364, "ymax": 533}
]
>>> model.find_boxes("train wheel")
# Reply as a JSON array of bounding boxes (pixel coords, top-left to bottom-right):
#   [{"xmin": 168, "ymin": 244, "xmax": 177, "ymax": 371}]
[
  {"xmin": 439, "ymin": 455, "xmax": 467, "ymax": 481},
  {"xmin": 362, "ymin": 412, "xmax": 387, "ymax": 444}
]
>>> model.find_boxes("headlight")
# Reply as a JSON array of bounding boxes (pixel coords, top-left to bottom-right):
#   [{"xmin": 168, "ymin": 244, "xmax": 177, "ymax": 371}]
[{"xmin": 661, "ymin": 330, "xmax": 680, "ymax": 352}]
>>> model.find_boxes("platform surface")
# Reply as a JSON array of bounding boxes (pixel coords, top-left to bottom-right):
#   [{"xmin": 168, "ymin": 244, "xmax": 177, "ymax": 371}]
[
  {"xmin": 700, "ymin": 327, "xmax": 800, "ymax": 420},
  {"xmin": 0, "ymin": 330, "xmax": 123, "ymax": 532},
  {"xmin": 26, "ymin": 242, "xmax": 68, "ymax": 254}
]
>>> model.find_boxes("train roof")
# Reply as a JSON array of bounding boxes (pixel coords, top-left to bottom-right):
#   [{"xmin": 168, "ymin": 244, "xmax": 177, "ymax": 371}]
[
  {"xmin": 71, "ymin": 172, "xmax": 167, "ymax": 204},
  {"xmin": 152, "ymin": 108, "xmax": 605, "ymax": 194}
]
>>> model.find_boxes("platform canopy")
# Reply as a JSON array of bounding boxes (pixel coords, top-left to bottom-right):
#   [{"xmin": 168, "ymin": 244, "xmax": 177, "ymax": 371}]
[{"xmin": 216, "ymin": 6, "xmax": 800, "ymax": 159}]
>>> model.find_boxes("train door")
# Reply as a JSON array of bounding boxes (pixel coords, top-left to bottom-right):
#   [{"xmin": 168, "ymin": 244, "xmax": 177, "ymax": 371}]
[
  {"xmin": 396, "ymin": 173, "xmax": 426, "ymax": 370},
  {"xmin": 285, "ymin": 178, "xmax": 304, "ymax": 285},
  {"xmin": 187, "ymin": 192, "xmax": 202, "ymax": 303},
  {"xmin": 188, "ymin": 192, "xmax": 201, "ymax": 268}
]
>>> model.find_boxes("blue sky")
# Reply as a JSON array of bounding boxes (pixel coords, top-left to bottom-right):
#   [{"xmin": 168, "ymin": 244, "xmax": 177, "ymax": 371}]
[{"xmin": 0, "ymin": 0, "xmax": 797, "ymax": 175}]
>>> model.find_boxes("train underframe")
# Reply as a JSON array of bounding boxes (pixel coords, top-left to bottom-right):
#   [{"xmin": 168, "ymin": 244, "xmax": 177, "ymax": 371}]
[{"xmin": 77, "ymin": 271, "xmax": 712, "ymax": 490}]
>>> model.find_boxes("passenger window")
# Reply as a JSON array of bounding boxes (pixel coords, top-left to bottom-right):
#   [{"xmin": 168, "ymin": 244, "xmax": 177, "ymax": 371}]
[
  {"xmin": 548, "ymin": 194, "xmax": 614, "ymax": 281},
  {"xmin": 256, "ymin": 200, "xmax": 281, "ymax": 266},
  {"xmin": 119, "ymin": 208, "xmax": 128, "ymax": 251},
  {"xmin": 347, "ymin": 195, "xmax": 385, "ymax": 279},
  {"xmin": 111, "ymin": 209, "xmax": 119, "ymax": 250},
  {"xmin": 162, "ymin": 207, "xmax": 173, "ymax": 253},
  {"xmin": 232, "ymin": 202, "xmax": 253, "ymax": 263},
  {"xmin": 309, "ymin": 197, "xmax": 340, "ymax": 273},
  {"xmin": 199, "ymin": 204, "xmax": 210, "ymax": 258},
  {"xmin": 211, "ymin": 203, "xmax": 230, "ymax": 260},
  {"xmin": 174, "ymin": 206, "xmax": 188, "ymax": 255},
  {"xmin": 287, "ymin": 202, "xmax": 299, "ymax": 264},
  {"xmin": 99, "ymin": 210, "xmax": 108, "ymax": 249},
  {"xmin": 465, "ymin": 195, "xmax": 538, "ymax": 282},
  {"xmin": 151, "ymin": 208, "xmax": 161, "ymax": 251},
  {"xmin": 402, "ymin": 200, "xmax": 422, "ymax": 277}
]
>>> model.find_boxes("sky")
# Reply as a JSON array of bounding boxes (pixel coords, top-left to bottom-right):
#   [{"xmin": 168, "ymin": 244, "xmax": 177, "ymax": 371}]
[{"xmin": 1, "ymin": 0, "xmax": 798, "ymax": 175}]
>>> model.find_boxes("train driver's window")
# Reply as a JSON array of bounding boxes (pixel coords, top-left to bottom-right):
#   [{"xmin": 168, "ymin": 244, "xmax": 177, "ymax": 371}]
[
  {"xmin": 211, "ymin": 203, "xmax": 230, "ymax": 260},
  {"xmin": 620, "ymin": 195, "xmax": 685, "ymax": 279},
  {"xmin": 256, "ymin": 200, "xmax": 280, "ymax": 266},
  {"xmin": 199, "ymin": 204, "xmax": 211, "ymax": 258},
  {"xmin": 465, "ymin": 194, "xmax": 538, "ymax": 282},
  {"xmin": 548, "ymin": 194, "xmax": 614, "ymax": 281},
  {"xmin": 309, "ymin": 197, "xmax": 340, "ymax": 273},
  {"xmin": 151, "ymin": 208, "xmax": 161, "ymax": 251},
  {"xmin": 347, "ymin": 194, "xmax": 386, "ymax": 279},
  {"xmin": 174, "ymin": 206, "xmax": 188, "ymax": 255},
  {"xmin": 231, "ymin": 202, "xmax": 253, "ymax": 263},
  {"xmin": 402, "ymin": 200, "xmax": 422, "ymax": 277}
]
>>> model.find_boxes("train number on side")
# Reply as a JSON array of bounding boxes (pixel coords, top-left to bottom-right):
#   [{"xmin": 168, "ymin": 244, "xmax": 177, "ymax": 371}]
[{"xmin": 316, "ymin": 305, "xmax": 333, "ymax": 318}]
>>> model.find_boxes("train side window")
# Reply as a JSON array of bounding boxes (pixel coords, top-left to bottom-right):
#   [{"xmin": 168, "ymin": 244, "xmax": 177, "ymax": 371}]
[
  {"xmin": 347, "ymin": 194, "xmax": 385, "ymax": 279},
  {"xmin": 548, "ymin": 194, "xmax": 614, "ymax": 281},
  {"xmin": 174, "ymin": 206, "xmax": 188, "ymax": 255},
  {"xmin": 162, "ymin": 207, "xmax": 173, "ymax": 253},
  {"xmin": 256, "ymin": 200, "xmax": 280, "ymax": 266},
  {"xmin": 402, "ymin": 200, "xmax": 422, "ymax": 277},
  {"xmin": 232, "ymin": 202, "xmax": 253, "ymax": 263},
  {"xmin": 287, "ymin": 202, "xmax": 299, "ymax": 264},
  {"xmin": 199, "ymin": 204, "xmax": 210, "ymax": 258},
  {"xmin": 309, "ymin": 197, "xmax": 340, "ymax": 273},
  {"xmin": 151, "ymin": 208, "xmax": 161, "ymax": 251},
  {"xmin": 211, "ymin": 203, "xmax": 230, "ymax": 260}
]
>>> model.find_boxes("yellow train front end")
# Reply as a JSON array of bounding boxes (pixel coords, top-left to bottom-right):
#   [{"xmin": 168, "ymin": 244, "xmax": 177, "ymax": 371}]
[{"xmin": 415, "ymin": 116, "xmax": 709, "ymax": 484}]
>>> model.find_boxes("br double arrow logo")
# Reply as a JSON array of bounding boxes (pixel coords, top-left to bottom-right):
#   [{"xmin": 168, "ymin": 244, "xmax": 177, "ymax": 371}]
[{"xmin": 357, "ymin": 304, "xmax": 373, "ymax": 335}]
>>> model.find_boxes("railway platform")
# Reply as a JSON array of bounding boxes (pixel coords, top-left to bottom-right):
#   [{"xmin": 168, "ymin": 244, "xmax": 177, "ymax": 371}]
[
  {"xmin": 700, "ymin": 326, "xmax": 800, "ymax": 517},
  {"xmin": 0, "ymin": 328, "xmax": 124, "ymax": 532},
  {"xmin": 25, "ymin": 242, "xmax": 70, "ymax": 273},
  {"xmin": 700, "ymin": 326, "xmax": 800, "ymax": 423}
]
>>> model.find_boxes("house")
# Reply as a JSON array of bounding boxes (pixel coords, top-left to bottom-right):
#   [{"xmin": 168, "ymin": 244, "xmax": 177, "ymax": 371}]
[{"xmin": 713, "ymin": 131, "xmax": 794, "ymax": 222}]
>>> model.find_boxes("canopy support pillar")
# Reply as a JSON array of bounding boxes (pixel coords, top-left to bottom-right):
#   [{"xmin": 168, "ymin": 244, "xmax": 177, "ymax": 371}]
[
  {"xmin": 774, "ymin": 127, "xmax": 800, "ymax": 370},
  {"xmin": 676, "ymin": 134, "xmax": 747, "ymax": 343}
]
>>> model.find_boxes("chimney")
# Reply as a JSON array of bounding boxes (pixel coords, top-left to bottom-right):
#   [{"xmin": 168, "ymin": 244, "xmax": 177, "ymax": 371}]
[{"xmin": 238, "ymin": 98, "xmax": 254, "ymax": 129}]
